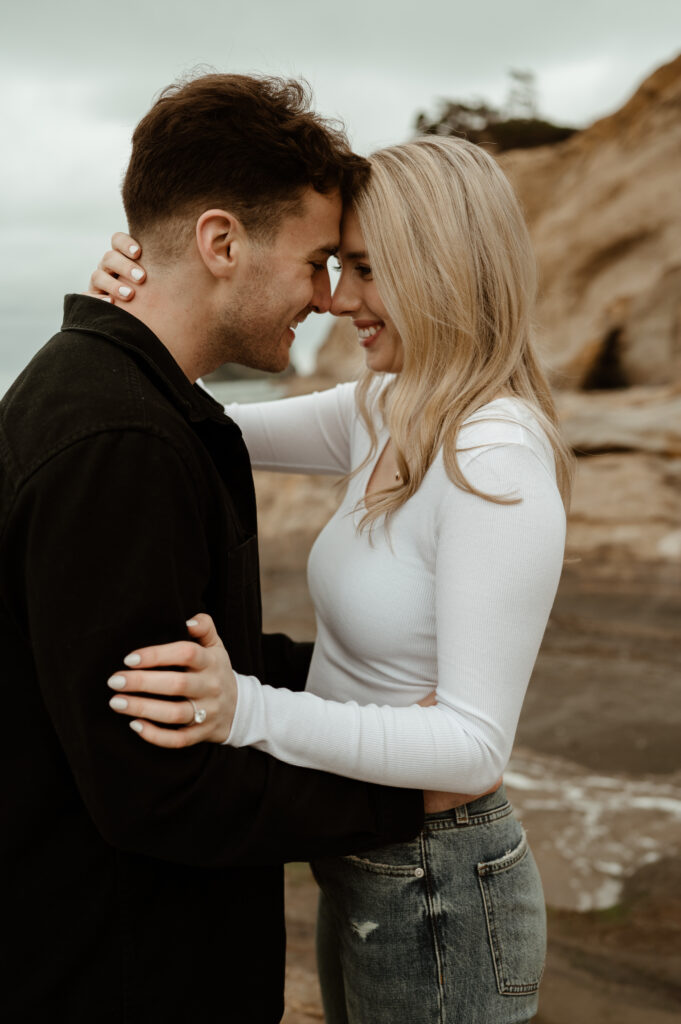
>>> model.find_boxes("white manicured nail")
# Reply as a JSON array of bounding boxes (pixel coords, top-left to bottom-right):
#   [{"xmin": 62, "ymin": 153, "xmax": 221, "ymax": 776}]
[
  {"xmin": 129, "ymin": 244, "xmax": 140, "ymax": 255},
  {"xmin": 186, "ymin": 619, "xmax": 198, "ymax": 627},
  {"xmin": 118, "ymin": 286, "xmax": 132, "ymax": 297},
  {"xmin": 130, "ymin": 721, "xmax": 143, "ymax": 734},
  {"xmin": 107, "ymin": 675, "xmax": 127, "ymax": 690},
  {"xmin": 110, "ymin": 696, "xmax": 128, "ymax": 710},
  {"xmin": 131, "ymin": 268, "xmax": 144, "ymax": 281},
  {"xmin": 124, "ymin": 653, "xmax": 141, "ymax": 667}
]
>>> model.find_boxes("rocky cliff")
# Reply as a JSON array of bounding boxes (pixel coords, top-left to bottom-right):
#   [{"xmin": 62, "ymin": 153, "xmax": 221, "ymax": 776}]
[
  {"xmin": 305, "ymin": 55, "xmax": 681, "ymax": 566},
  {"xmin": 499, "ymin": 54, "xmax": 681, "ymax": 389}
]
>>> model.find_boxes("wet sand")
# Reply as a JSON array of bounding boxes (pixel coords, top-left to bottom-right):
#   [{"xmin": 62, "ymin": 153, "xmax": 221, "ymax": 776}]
[
  {"xmin": 257, "ymin": 479, "xmax": 681, "ymax": 1021},
  {"xmin": 518, "ymin": 560, "xmax": 681, "ymax": 777}
]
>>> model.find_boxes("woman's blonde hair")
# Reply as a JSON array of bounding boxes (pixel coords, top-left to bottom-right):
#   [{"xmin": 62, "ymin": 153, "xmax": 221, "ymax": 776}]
[{"xmin": 351, "ymin": 135, "xmax": 574, "ymax": 530}]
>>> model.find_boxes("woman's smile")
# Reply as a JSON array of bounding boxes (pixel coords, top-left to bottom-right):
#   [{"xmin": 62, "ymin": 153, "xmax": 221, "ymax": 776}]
[{"xmin": 355, "ymin": 321, "xmax": 385, "ymax": 347}]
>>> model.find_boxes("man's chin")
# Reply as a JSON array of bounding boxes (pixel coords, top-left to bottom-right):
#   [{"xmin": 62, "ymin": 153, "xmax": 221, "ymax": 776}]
[
  {"xmin": 270, "ymin": 338, "xmax": 294, "ymax": 373},
  {"xmin": 249, "ymin": 348, "xmax": 291, "ymax": 375},
  {"xmin": 259, "ymin": 346, "xmax": 291, "ymax": 374},
  {"xmin": 212, "ymin": 327, "xmax": 292, "ymax": 375}
]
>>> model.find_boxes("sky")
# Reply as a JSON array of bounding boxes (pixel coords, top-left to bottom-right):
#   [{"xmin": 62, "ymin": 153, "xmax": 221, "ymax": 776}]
[{"xmin": 2, "ymin": 0, "xmax": 681, "ymax": 385}]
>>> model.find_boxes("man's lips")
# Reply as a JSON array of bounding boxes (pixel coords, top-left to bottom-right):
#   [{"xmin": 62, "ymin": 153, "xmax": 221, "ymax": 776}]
[{"xmin": 284, "ymin": 313, "xmax": 309, "ymax": 343}]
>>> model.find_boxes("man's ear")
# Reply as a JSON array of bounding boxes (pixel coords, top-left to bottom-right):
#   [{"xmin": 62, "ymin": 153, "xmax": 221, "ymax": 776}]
[{"xmin": 195, "ymin": 210, "xmax": 246, "ymax": 279}]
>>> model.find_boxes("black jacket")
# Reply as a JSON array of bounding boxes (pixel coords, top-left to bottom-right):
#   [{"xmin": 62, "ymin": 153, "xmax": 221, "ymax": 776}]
[{"xmin": 0, "ymin": 295, "xmax": 422, "ymax": 1023}]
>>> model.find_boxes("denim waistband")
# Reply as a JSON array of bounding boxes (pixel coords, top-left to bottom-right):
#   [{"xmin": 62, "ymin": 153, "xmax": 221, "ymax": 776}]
[{"xmin": 422, "ymin": 783, "xmax": 512, "ymax": 832}]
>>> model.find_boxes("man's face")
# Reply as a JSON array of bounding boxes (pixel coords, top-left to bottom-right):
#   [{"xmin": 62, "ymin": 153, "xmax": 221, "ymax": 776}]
[{"xmin": 218, "ymin": 187, "xmax": 342, "ymax": 373}]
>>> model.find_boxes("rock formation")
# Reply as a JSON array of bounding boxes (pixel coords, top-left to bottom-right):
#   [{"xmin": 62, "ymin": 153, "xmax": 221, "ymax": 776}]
[
  {"xmin": 498, "ymin": 55, "xmax": 681, "ymax": 389},
  {"xmin": 555, "ymin": 386, "xmax": 681, "ymax": 457},
  {"xmin": 315, "ymin": 56, "xmax": 681, "ymax": 393},
  {"xmin": 305, "ymin": 55, "xmax": 681, "ymax": 566}
]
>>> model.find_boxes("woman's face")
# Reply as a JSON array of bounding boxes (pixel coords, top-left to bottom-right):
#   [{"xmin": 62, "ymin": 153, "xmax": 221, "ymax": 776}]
[{"xmin": 330, "ymin": 207, "xmax": 404, "ymax": 374}]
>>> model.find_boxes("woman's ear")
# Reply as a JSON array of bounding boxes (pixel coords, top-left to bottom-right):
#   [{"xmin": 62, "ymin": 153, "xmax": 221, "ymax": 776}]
[{"xmin": 195, "ymin": 209, "xmax": 245, "ymax": 279}]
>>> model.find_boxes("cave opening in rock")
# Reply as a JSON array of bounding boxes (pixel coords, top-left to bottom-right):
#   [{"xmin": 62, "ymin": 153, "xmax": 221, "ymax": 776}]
[{"xmin": 582, "ymin": 328, "xmax": 629, "ymax": 390}]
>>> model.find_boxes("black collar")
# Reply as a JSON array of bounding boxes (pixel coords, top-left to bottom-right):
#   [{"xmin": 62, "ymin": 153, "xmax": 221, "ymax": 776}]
[{"xmin": 62, "ymin": 294, "xmax": 229, "ymax": 425}]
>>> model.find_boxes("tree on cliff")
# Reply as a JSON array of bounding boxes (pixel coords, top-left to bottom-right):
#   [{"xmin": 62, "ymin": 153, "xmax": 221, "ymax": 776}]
[{"xmin": 415, "ymin": 70, "xmax": 576, "ymax": 152}]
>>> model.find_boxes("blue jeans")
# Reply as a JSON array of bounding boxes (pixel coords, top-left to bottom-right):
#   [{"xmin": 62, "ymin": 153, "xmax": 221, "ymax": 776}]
[{"xmin": 312, "ymin": 785, "xmax": 545, "ymax": 1023}]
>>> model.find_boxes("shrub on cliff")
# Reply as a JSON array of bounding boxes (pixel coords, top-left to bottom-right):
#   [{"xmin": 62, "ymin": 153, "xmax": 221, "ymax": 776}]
[
  {"xmin": 415, "ymin": 101, "xmax": 577, "ymax": 152},
  {"xmin": 415, "ymin": 71, "xmax": 577, "ymax": 152}
]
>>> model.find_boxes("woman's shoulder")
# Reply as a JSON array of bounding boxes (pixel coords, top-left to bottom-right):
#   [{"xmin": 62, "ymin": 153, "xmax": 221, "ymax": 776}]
[
  {"xmin": 421, "ymin": 398, "xmax": 564, "ymax": 536},
  {"xmin": 460, "ymin": 395, "xmax": 538, "ymax": 435},
  {"xmin": 457, "ymin": 397, "xmax": 554, "ymax": 470}
]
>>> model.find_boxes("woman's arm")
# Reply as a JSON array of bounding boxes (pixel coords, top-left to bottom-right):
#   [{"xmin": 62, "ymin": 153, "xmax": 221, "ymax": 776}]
[
  {"xmin": 221, "ymin": 384, "xmax": 356, "ymax": 474},
  {"xmin": 110, "ymin": 442, "xmax": 565, "ymax": 792},
  {"xmin": 225, "ymin": 443, "xmax": 565, "ymax": 792}
]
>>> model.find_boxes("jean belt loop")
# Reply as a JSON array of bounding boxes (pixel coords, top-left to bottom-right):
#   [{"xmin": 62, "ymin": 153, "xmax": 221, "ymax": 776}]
[{"xmin": 454, "ymin": 803, "xmax": 469, "ymax": 825}]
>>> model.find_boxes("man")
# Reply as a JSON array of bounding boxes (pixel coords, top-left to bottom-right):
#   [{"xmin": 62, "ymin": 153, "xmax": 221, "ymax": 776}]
[{"xmin": 0, "ymin": 74, "xmax": 422, "ymax": 1022}]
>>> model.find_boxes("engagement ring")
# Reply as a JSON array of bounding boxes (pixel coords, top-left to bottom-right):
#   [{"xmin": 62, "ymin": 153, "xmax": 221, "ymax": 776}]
[{"xmin": 188, "ymin": 698, "xmax": 207, "ymax": 725}]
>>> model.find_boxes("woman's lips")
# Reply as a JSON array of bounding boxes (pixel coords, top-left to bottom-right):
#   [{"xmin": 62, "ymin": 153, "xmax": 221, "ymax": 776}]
[{"xmin": 356, "ymin": 323, "xmax": 384, "ymax": 347}]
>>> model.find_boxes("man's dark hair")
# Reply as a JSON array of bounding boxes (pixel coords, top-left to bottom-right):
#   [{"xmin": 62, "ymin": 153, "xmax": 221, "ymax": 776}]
[{"xmin": 122, "ymin": 72, "xmax": 369, "ymax": 243}]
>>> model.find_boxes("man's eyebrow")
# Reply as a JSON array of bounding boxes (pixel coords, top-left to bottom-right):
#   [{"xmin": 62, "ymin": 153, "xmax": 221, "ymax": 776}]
[{"xmin": 308, "ymin": 245, "xmax": 339, "ymax": 259}]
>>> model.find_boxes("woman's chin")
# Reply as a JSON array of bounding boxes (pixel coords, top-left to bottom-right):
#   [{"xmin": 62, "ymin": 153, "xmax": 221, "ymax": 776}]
[
  {"xmin": 364, "ymin": 353, "xmax": 402, "ymax": 375},
  {"xmin": 364, "ymin": 351, "xmax": 389, "ymax": 374}
]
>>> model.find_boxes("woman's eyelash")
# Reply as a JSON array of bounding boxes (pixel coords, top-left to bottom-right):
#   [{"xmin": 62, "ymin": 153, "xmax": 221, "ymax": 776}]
[{"xmin": 332, "ymin": 261, "xmax": 372, "ymax": 277}]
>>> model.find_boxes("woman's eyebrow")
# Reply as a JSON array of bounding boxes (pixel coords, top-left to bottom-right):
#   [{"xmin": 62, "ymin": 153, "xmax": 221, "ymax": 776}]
[{"xmin": 342, "ymin": 250, "xmax": 368, "ymax": 260}]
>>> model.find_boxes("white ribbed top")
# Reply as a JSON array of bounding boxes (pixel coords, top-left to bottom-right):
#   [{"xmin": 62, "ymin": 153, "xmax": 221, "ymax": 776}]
[{"xmin": 223, "ymin": 382, "xmax": 565, "ymax": 792}]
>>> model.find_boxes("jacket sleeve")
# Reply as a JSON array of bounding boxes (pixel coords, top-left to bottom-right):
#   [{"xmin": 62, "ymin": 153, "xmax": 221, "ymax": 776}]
[{"xmin": 13, "ymin": 429, "xmax": 422, "ymax": 867}]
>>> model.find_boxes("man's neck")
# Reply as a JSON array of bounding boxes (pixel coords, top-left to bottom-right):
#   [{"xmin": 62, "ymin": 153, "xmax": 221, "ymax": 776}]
[{"xmin": 119, "ymin": 272, "xmax": 211, "ymax": 383}]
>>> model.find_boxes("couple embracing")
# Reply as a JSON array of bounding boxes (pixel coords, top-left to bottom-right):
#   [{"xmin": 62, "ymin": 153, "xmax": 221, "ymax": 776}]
[{"xmin": 1, "ymin": 72, "xmax": 570, "ymax": 1023}]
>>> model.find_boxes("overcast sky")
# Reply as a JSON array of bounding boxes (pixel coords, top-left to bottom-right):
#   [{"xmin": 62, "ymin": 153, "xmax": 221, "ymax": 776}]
[{"xmin": 2, "ymin": 0, "xmax": 680, "ymax": 383}]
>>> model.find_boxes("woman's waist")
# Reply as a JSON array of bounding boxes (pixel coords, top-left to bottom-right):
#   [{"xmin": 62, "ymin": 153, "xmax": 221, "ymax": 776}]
[
  {"xmin": 311, "ymin": 784, "xmax": 517, "ymax": 877},
  {"xmin": 422, "ymin": 781, "xmax": 509, "ymax": 830}
]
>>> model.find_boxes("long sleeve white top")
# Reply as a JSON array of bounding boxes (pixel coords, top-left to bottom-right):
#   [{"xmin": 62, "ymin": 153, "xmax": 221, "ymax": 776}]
[{"xmin": 222, "ymin": 382, "xmax": 566, "ymax": 793}]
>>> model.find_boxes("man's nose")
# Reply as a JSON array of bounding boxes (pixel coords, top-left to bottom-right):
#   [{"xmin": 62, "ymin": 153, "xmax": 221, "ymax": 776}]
[{"xmin": 311, "ymin": 269, "xmax": 333, "ymax": 315}]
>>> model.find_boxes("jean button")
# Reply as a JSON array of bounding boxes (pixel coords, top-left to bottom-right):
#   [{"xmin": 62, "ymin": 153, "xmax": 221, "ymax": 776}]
[{"xmin": 414, "ymin": 867, "xmax": 424, "ymax": 878}]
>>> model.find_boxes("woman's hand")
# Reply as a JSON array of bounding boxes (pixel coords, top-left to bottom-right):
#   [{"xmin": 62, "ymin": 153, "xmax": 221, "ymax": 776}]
[
  {"xmin": 107, "ymin": 614, "xmax": 237, "ymax": 747},
  {"xmin": 417, "ymin": 690, "xmax": 437, "ymax": 708},
  {"xmin": 88, "ymin": 232, "xmax": 146, "ymax": 303}
]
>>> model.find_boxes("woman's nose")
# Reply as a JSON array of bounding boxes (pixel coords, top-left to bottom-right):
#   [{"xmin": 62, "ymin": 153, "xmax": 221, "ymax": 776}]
[{"xmin": 330, "ymin": 274, "xmax": 360, "ymax": 317}]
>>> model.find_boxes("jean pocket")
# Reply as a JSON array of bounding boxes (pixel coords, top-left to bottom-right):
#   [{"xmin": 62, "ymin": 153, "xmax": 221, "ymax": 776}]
[{"xmin": 477, "ymin": 829, "xmax": 546, "ymax": 995}]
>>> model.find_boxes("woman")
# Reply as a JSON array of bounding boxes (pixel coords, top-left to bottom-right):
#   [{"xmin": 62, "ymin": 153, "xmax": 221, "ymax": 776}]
[{"xmin": 92, "ymin": 137, "xmax": 572, "ymax": 1023}]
